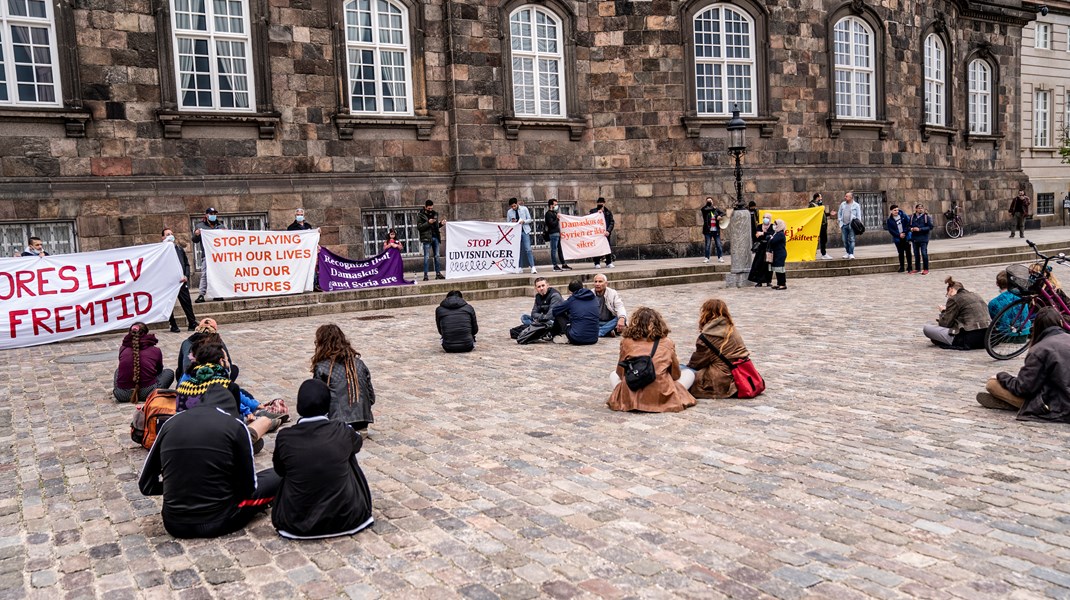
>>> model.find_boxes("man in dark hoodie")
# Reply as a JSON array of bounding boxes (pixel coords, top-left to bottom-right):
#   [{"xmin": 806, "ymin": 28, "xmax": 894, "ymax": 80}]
[
  {"xmin": 551, "ymin": 279, "xmax": 599, "ymax": 345},
  {"xmin": 521, "ymin": 277, "xmax": 563, "ymax": 329},
  {"xmin": 436, "ymin": 290, "xmax": 478, "ymax": 352},
  {"xmin": 271, "ymin": 379, "xmax": 374, "ymax": 539},
  {"xmin": 139, "ymin": 384, "xmax": 280, "ymax": 538}
]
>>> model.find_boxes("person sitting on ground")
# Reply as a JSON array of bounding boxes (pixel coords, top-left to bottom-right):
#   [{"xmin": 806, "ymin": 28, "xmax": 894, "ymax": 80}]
[
  {"xmin": 139, "ymin": 382, "xmax": 281, "ymax": 539},
  {"xmin": 113, "ymin": 322, "xmax": 175, "ymax": 403},
  {"xmin": 683, "ymin": 298, "xmax": 751, "ymax": 399},
  {"xmin": 976, "ymin": 307, "xmax": 1070, "ymax": 421},
  {"xmin": 988, "ymin": 269, "xmax": 1025, "ymax": 336},
  {"xmin": 922, "ymin": 276, "xmax": 991, "ymax": 350},
  {"xmin": 176, "ymin": 339, "xmax": 280, "ymax": 453},
  {"xmin": 592, "ymin": 274, "xmax": 627, "ymax": 337},
  {"xmin": 520, "ymin": 277, "xmax": 564, "ymax": 335},
  {"xmin": 608, "ymin": 307, "xmax": 697, "ymax": 413},
  {"xmin": 551, "ymin": 279, "xmax": 600, "ymax": 345},
  {"xmin": 271, "ymin": 379, "xmax": 374, "ymax": 539},
  {"xmin": 178, "ymin": 318, "xmax": 237, "ymax": 380},
  {"xmin": 436, "ymin": 290, "xmax": 478, "ymax": 352},
  {"xmin": 311, "ymin": 324, "xmax": 375, "ymax": 434}
]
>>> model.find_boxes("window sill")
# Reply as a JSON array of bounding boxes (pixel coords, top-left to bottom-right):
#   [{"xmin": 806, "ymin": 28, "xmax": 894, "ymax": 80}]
[
  {"xmin": 0, "ymin": 107, "xmax": 91, "ymax": 137},
  {"xmin": 826, "ymin": 117, "xmax": 893, "ymax": 140},
  {"xmin": 920, "ymin": 124, "xmax": 957, "ymax": 142},
  {"xmin": 962, "ymin": 131, "xmax": 1003, "ymax": 149},
  {"xmin": 501, "ymin": 116, "xmax": 587, "ymax": 141},
  {"xmin": 334, "ymin": 114, "xmax": 436, "ymax": 141},
  {"xmin": 680, "ymin": 114, "xmax": 778, "ymax": 138},
  {"xmin": 157, "ymin": 110, "xmax": 281, "ymax": 139}
]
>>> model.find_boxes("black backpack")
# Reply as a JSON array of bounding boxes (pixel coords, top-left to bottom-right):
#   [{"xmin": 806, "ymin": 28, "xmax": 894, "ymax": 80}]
[
  {"xmin": 618, "ymin": 338, "xmax": 661, "ymax": 391},
  {"xmin": 850, "ymin": 218, "xmax": 866, "ymax": 236}
]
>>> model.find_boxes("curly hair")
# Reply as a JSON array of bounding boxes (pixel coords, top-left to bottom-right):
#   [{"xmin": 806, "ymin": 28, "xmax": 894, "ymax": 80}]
[
  {"xmin": 698, "ymin": 298, "xmax": 734, "ymax": 329},
  {"xmin": 310, "ymin": 324, "xmax": 362, "ymax": 406},
  {"xmin": 622, "ymin": 307, "xmax": 671, "ymax": 341},
  {"xmin": 128, "ymin": 322, "xmax": 147, "ymax": 400}
]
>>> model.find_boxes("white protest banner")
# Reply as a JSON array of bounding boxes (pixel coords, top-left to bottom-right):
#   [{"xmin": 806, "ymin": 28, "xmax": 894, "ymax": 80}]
[
  {"xmin": 201, "ymin": 229, "xmax": 319, "ymax": 298},
  {"xmin": 0, "ymin": 242, "xmax": 182, "ymax": 350},
  {"xmin": 444, "ymin": 221, "xmax": 522, "ymax": 279},
  {"xmin": 559, "ymin": 212, "xmax": 612, "ymax": 260}
]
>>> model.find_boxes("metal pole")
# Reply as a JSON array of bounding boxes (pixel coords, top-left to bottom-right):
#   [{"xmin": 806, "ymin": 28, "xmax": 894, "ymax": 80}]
[{"xmin": 734, "ymin": 152, "xmax": 744, "ymax": 210}]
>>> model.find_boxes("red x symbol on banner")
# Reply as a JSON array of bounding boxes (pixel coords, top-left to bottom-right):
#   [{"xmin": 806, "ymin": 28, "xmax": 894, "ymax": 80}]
[{"xmin": 496, "ymin": 225, "xmax": 515, "ymax": 245}]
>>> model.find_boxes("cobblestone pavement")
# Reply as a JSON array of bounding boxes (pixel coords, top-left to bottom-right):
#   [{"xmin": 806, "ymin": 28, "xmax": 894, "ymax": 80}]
[{"xmin": 4, "ymin": 261, "xmax": 1070, "ymax": 600}]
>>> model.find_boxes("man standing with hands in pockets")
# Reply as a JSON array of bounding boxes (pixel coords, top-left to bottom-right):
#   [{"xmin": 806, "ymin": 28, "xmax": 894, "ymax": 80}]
[{"xmin": 508, "ymin": 197, "xmax": 537, "ymax": 274}]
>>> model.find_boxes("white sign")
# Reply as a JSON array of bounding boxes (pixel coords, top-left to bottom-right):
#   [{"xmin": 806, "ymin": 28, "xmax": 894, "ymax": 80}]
[
  {"xmin": 0, "ymin": 242, "xmax": 182, "ymax": 350},
  {"xmin": 560, "ymin": 213, "xmax": 612, "ymax": 260},
  {"xmin": 201, "ymin": 229, "xmax": 319, "ymax": 298},
  {"xmin": 444, "ymin": 221, "xmax": 522, "ymax": 279}
]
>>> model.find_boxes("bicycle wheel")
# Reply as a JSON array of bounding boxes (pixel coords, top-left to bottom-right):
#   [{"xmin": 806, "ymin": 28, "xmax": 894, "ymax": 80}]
[
  {"xmin": 945, "ymin": 219, "xmax": 962, "ymax": 239},
  {"xmin": 985, "ymin": 297, "xmax": 1035, "ymax": 360}
]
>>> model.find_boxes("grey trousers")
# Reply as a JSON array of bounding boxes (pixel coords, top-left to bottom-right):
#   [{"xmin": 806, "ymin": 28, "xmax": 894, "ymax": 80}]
[{"xmin": 922, "ymin": 324, "xmax": 955, "ymax": 346}]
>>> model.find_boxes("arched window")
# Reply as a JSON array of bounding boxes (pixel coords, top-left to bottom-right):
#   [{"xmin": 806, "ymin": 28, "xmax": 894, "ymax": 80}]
[
  {"xmin": 344, "ymin": 0, "xmax": 413, "ymax": 115},
  {"xmin": 923, "ymin": 34, "xmax": 945, "ymax": 126},
  {"xmin": 509, "ymin": 5, "xmax": 564, "ymax": 118},
  {"xmin": 832, "ymin": 16, "xmax": 874, "ymax": 120},
  {"xmin": 693, "ymin": 4, "xmax": 755, "ymax": 116},
  {"xmin": 169, "ymin": 0, "xmax": 255, "ymax": 111},
  {"xmin": 0, "ymin": 0, "xmax": 62, "ymax": 106},
  {"xmin": 967, "ymin": 59, "xmax": 991, "ymax": 135}
]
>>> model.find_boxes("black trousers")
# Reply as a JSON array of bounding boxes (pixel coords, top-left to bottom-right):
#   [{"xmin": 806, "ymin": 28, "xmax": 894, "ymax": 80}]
[
  {"xmin": 818, "ymin": 225, "xmax": 828, "ymax": 255},
  {"xmin": 168, "ymin": 283, "xmax": 197, "ymax": 330},
  {"xmin": 894, "ymin": 240, "xmax": 913, "ymax": 270},
  {"xmin": 163, "ymin": 468, "xmax": 280, "ymax": 538}
]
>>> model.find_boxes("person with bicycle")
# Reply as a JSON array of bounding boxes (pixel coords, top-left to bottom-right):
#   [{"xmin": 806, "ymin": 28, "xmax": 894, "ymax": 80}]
[
  {"xmin": 885, "ymin": 204, "xmax": 913, "ymax": 273},
  {"xmin": 923, "ymin": 276, "xmax": 990, "ymax": 350},
  {"xmin": 977, "ymin": 307, "xmax": 1070, "ymax": 421},
  {"xmin": 909, "ymin": 204, "xmax": 933, "ymax": 274}
]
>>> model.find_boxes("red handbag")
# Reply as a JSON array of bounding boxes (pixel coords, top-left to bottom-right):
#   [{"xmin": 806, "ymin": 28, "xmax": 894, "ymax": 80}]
[{"xmin": 699, "ymin": 334, "xmax": 765, "ymax": 399}]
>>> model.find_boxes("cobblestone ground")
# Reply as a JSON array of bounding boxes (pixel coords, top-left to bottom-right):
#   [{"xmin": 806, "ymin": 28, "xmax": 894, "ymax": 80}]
[{"xmin": 4, "ymin": 262, "xmax": 1070, "ymax": 600}]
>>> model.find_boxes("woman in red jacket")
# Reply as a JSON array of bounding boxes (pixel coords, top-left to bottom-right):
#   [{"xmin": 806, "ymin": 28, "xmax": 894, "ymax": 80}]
[{"xmin": 113, "ymin": 322, "xmax": 174, "ymax": 403}]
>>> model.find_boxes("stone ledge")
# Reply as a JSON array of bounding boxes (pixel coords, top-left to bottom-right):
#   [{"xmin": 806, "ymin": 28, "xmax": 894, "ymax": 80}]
[
  {"xmin": 920, "ymin": 123, "xmax": 957, "ymax": 142},
  {"xmin": 0, "ymin": 107, "xmax": 91, "ymax": 137},
  {"xmin": 334, "ymin": 114, "xmax": 436, "ymax": 141},
  {"xmin": 157, "ymin": 110, "xmax": 281, "ymax": 139},
  {"xmin": 963, "ymin": 131, "xmax": 1004, "ymax": 149},
  {"xmin": 826, "ymin": 116, "xmax": 894, "ymax": 140},
  {"xmin": 680, "ymin": 115, "xmax": 778, "ymax": 138},
  {"xmin": 500, "ymin": 116, "xmax": 587, "ymax": 141}
]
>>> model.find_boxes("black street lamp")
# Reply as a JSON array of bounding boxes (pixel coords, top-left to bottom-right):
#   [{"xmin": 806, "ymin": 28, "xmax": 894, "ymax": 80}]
[{"xmin": 726, "ymin": 106, "xmax": 747, "ymax": 210}]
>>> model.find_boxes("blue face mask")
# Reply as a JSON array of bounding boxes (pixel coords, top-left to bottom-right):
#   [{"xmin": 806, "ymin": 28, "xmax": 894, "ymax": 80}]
[
  {"xmin": 763, "ymin": 217, "xmax": 771, "ymax": 224},
  {"xmin": 207, "ymin": 214, "xmax": 217, "ymax": 222},
  {"xmin": 296, "ymin": 215, "xmax": 304, "ymax": 222},
  {"xmin": 164, "ymin": 235, "xmax": 175, "ymax": 243}
]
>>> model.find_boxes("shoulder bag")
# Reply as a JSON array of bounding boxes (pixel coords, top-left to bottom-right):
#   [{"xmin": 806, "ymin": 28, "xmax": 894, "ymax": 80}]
[
  {"xmin": 699, "ymin": 333, "xmax": 765, "ymax": 398},
  {"xmin": 850, "ymin": 217, "xmax": 865, "ymax": 236},
  {"xmin": 618, "ymin": 338, "xmax": 661, "ymax": 391}
]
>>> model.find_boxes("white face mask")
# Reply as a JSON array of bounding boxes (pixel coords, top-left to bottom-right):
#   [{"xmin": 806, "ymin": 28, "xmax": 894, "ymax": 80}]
[
  {"xmin": 164, "ymin": 235, "xmax": 175, "ymax": 243},
  {"xmin": 296, "ymin": 215, "xmax": 304, "ymax": 222},
  {"xmin": 763, "ymin": 218, "xmax": 771, "ymax": 224}
]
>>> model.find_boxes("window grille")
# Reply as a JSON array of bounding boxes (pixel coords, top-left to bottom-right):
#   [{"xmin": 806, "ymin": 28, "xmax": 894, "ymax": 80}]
[
  {"xmin": 529, "ymin": 202, "xmax": 576, "ymax": 247},
  {"xmin": 362, "ymin": 207, "xmax": 422, "ymax": 257},
  {"xmin": 0, "ymin": 220, "xmax": 76, "ymax": 257},
  {"xmin": 188, "ymin": 212, "xmax": 268, "ymax": 265}
]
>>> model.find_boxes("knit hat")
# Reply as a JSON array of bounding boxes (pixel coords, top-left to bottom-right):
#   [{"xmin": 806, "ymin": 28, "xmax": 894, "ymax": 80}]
[{"xmin": 297, "ymin": 379, "xmax": 331, "ymax": 418}]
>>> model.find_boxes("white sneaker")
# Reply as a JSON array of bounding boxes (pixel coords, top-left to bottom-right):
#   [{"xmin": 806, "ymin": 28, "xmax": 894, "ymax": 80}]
[
  {"xmin": 718, "ymin": 257, "xmax": 724, "ymax": 263},
  {"xmin": 821, "ymin": 254, "xmax": 833, "ymax": 260},
  {"xmin": 530, "ymin": 267, "xmax": 538, "ymax": 274},
  {"xmin": 594, "ymin": 264, "xmax": 602, "ymax": 269},
  {"xmin": 607, "ymin": 263, "xmax": 615, "ymax": 268},
  {"xmin": 848, "ymin": 254, "xmax": 855, "ymax": 259},
  {"xmin": 704, "ymin": 258, "xmax": 710, "ymax": 264},
  {"xmin": 842, "ymin": 254, "xmax": 850, "ymax": 259}
]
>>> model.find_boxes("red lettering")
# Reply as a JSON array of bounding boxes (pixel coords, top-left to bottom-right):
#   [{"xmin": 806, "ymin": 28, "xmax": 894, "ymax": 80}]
[
  {"xmin": 115, "ymin": 293, "xmax": 134, "ymax": 320},
  {"xmin": 125, "ymin": 258, "xmax": 143, "ymax": 282},
  {"xmin": 58, "ymin": 265, "xmax": 79, "ymax": 293},
  {"xmin": 15, "ymin": 270, "xmax": 35, "ymax": 298},
  {"xmin": 53, "ymin": 305, "xmax": 75, "ymax": 333},
  {"xmin": 75, "ymin": 302, "xmax": 96, "ymax": 328},
  {"xmin": 133, "ymin": 292, "xmax": 152, "ymax": 315},
  {"xmin": 86, "ymin": 265, "xmax": 107, "ymax": 290},
  {"xmin": 96, "ymin": 297, "xmax": 110, "ymax": 322},
  {"xmin": 108, "ymin": 261, "xmax": 123, "ymax": 287},
  {"xmin": 0, "ymin": 272, "xmax": 13, "ymax": 301},
  {"xmin": 31, "ymin": 308, "xmax": 54, "ymax": 335},
  {"xmin": 36, "ymin": 267, "xmax": 57, "ymax": 296},
  {"xmin": 8, "ymin": 309, "xmax": 27, "ymax": 339}
]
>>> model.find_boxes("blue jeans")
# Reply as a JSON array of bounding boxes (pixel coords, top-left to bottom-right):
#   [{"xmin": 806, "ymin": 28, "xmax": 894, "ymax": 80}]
[
  {"xmin": 422, "ymin": 238, "xmax": 441, "ymax": 277},
  {"xmin": 704, "ymin": 232, "xmax": 723, "ymax": 259},
  {"xmin": 548, "ymin": 233, "xmax": 564, "ymax": 267},
  {"xmin": 519, "ymin": 231, "xmax": 535, "ymax": 269},
  {"xmin": 841, "ymin": 225, "xmax": 855, "ymax": 255},
  {"xmin": 598, "ymin": 319, "xmax": 619, "ymax": 337},
  {"xmin": 912, "ymin": 239, "xmax": 929, "ymax": 271}
]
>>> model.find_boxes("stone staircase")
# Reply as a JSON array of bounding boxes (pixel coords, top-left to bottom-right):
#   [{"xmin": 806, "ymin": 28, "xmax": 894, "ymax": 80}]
[{"xmin": 183, "ymin": 238, "xmax": 1070, "ymax": 327}]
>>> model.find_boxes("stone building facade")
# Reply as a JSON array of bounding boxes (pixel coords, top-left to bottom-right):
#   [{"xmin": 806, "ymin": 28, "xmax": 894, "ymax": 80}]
[{"xmin": 0, "ymin": 0, "xmax": 1037, "ymax": 262}]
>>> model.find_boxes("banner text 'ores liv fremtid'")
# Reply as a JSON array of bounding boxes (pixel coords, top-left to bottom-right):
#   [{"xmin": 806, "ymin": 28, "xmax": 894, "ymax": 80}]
[
  {"xmin": 444, "ymin": 221, "xmax": 522, "ymax": 279},
  {"xmin": 0, "ymin": 242, "xmax": 182, "ymax": 350},
  {"xmin": 201, "ymin": 229, "xmax": 319, "ymax": 298}
]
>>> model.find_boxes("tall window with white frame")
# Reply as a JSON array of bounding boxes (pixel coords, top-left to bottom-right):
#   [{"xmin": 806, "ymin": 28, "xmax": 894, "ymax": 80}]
[
  {"xmin": 509, "ymin": 6, "xmax": 564, "ymax": 118},
  {"xmin": 344, "ymin": 0, "xmax": 412, "ymax": 115},
  {"xmin": 923, "ymin": 34, "xmax": 945, "ymax": 126},
  {"xmin": 967, "ymin": 59, "xmax": 991, "ymax": 135},
  {"xmin": 693, "ymin": 4, "xmax": 755, "ymax": 116},
  {"xmin": 833, "ymin": 17, "xmax": 874, "ymax": 120},
  {"xmin": 1035, "ymin": 22, "xmax": 1051, "ymax": 49},
  {"xmin": 1034, "ymin": 89, "xmax": 1051, "ymax": 148},
  {"xmin": 0, "ymin": 0, "xmax": 62, "ymax": 105},
  {"xmin": 170, "ymin": 0, "xmax": 254, "ymax": 111}
]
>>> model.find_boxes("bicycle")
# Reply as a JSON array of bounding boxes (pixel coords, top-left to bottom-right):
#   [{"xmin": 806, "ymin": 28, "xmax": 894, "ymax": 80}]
[
  {"xmin": 984, "ymin": 240, "xmax": 1070, "ymax": 360},
  {"xmin": 944, "ymin": 203, "xmax": 964, "ymax": 238}
]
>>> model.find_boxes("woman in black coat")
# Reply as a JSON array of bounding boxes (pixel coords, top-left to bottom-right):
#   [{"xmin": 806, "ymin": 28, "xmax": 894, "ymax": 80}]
[
  {"xmin": 747, "ymin": 213, "xmax": 774, "ymax": 287},
  {"xmin": 768, "ymin": 219, "xmax": 788, "ymax": 290}
]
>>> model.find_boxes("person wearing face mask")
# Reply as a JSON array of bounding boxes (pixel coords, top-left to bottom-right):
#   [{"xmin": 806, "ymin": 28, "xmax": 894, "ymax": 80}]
[
  {"xmin": 700, "ymin": 197, "xmax": 725, "ymax": 264},
  {"xmin": 191, "ymin": 207, "xmax": 224, "ymax": 303},
  {"xmin": 747, "ymin": 213, "xmax": 775, "ymax": 287},
  {"xmin": 544, "ymin": 198, "xmax": 571, "ymax": 272},
  {"xmin": 163, "ymin": 228, "xmax": 198, "ymax": 333},
  {"xmin": 286, "ymin": 208, "xmax": 313, "ymax": 231},
  {"xmin": 922, "ymin": 277, "xmax": 990, "ymax": 350}
]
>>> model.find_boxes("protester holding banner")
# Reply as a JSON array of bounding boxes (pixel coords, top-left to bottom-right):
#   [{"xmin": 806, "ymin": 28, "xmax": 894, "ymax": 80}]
[
  {"xmin": 112, "ymin": 322, "xmax": 174, "ymax": 403},
  {"xmin": 507, "ymin": 198, "xmax": 537, "ymax": 274},
  {"xmin": 192, "ymin": 208, "xmax": 224, "ymax": 302},
  {"xmin": 768, "ymin": 220, "xmax": 788, "ymax": 290},
  {"xmin": 436, "ymin": 290, "xmax": 478, "ymax": 352},
  {"xmin": 608, "ymin": 307, "xmax": 696, "ymax": 413},
  {"xmin": 685, "ymin": 298, "xmax": 751, "ymax": 399},
  {"xmin": 808, "ymin": 193, "xmax": 832, "ymax": 260},
  {"xmin": 21, "ymin": 237, "xmax": 49, "ymax": 257},
  {"xmin": 311, "ymin": 324, "xmax": 376, "ymax": 434},
  {"xmin": 589, "ymin": 198, "xmax": 616, "ymax": 268},
  {"xmin": 747, "ymin": 214, "xmax": 774, "ymax": 287},
  {"xmin": 286, "ymin": 209, "xmax": 314, "ymax": 231},
  {"xmin": 544, "ymin": 199, "xmax": 571, "ymax": 271},
  {"xmin": 163, "ymin": 228, "xmax": 198, "ymax": 333},
  {"xmin": 418, "ymin": 200, "xmax": 446, "ymax": 281}
]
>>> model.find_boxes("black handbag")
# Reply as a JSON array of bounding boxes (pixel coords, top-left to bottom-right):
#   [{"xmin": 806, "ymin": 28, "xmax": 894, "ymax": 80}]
[
  {"xmin": 750, "ymin": 240, "xmax": 762, "ymax": 253},
  {"xmin": 618, "ymin": 338, "xmax": 661, "ymax": 391},
  {"xmin": 850, "ymin": 218, "xmax": 865, "ymax": 235}
]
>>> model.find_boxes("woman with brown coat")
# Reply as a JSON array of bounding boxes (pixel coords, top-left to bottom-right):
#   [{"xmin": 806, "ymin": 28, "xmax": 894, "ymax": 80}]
[
  {"xmin": 685, "ymin": 298, "xmax": 750, "ymax": 398},
  {"xmin": 607, "ymin": 307, "xmax": 697, "ymax": 413}
]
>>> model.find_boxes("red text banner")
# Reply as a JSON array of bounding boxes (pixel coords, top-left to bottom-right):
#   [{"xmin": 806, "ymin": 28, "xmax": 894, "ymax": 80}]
[
  {"xmin": 444, "ymin": 221, "xmax": 522, "ymax": 279},
  {"xmin": 559, "ymin": 213, "xmax": 612, "ymax": 260},
  {"xmin": 200, "ymin": 229, "xmax": 320, "ymax": 298},
  {"xmin": 0, "ymin": 242, "xmax": 182, "ymax": 350}
]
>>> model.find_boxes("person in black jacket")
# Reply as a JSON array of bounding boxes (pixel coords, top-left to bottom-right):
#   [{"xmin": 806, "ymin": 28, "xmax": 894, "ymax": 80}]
[
  {"xmin": 271, "ymin": 379, "xmax": 374, "ymax": 539},
  {"xmin": 520, "ymin": 277, "xmax": 564, "ymax": 335},
  {"xmin": 139, "ymin": 384, "xmax": 280, "ymax": 538},
  {"xmin": 700, "ymin": 197, "xmax": 725, "ymax": 264},
  {"xmin": 768, "ymin": 219, "xmax": 788, "ymax": 290},
  {"xmin": 163, "ymin": 228, "xmax": 198, "ymax": 333},
  {"xmin": 544, "ymin": 198, "xmax": 571, "ymax": 271},
  {"xmin": 589, "ymin": 197, "xmax": 615, "ymax": 268},
  {"xmin": 551, "ymin": 279, "xmax": 599, "ymax": 345},
  {"xmin": 286, "ymin": 208, "xmax": 313, "ymax": 231},
  {"xmin": 436, "ymin": 290, "xmax": 478, "ymax": 352}
]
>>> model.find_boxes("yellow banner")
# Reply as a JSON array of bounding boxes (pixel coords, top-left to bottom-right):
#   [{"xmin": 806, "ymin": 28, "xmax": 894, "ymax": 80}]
[{"xmin": 764, "ymin": 206, "xmax": 824, "ymax": 263}]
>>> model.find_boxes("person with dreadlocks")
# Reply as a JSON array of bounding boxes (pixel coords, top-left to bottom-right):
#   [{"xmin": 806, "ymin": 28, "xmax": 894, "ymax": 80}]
[
  {"xmin": 311, "ymin": 324, "xmax": 376, "ymax": 435},
  {"xmin": 113, "ymin": 322, "xmax": 174, "ymax": 403}
]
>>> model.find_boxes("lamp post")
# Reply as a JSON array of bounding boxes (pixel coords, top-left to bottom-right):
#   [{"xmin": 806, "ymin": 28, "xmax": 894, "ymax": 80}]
[{"xmin": 725, "ymin": 105, "xmax": 753, "ymax": 287}]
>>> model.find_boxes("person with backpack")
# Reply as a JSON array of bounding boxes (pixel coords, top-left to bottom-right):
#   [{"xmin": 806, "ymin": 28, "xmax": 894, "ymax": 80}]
[
  {"xmin": 909, "ymin": 203, "xmax": 934, "ymax": 274},
  {"xmin": 271, "ymin": 379, "xmax": 374, "ymax": 539},
  {"xmin": 113, "ymin": 322, "xmax": 174, "ymax": 403},
  {"xmin": 310, "ymin": 324, "xmax": 376, "ymax": 435},
  {"xmin": 607, "ymin": 307, "xmax": 696, "ymax": 413},
  {"xmin": 684, "ymin": 299, "xmax": 752, "ymax": 399}
]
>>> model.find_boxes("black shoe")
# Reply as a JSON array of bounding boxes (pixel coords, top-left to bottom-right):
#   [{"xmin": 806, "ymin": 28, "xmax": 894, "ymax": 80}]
[
  {"xmin": 754, "ymin": 283, "xmax": 763, "ymax": 288},
  {"xmin": 436, "ymin": 273, "xmax": 445, "ymax": 280},
  {"xmin": 562, "ymin": 265, "xmax": 572, "ymax": 270},
  {"xmin": 553, "ymin": 266, "xmax": 562, "ymax": 272},
  {"xmin": 1020, "ymin": 233, "xmax": 1025, "ymax": 238},
  {"xmin": 195, "ymin": 295, "xmax": 205, "ymax": 303},
  {"xmin": 169, "ymin": 326, "xmax": 181, "ymax": 333},
  {"xmin": 423, "ymin": 276, "xmax": 429, "ymax": 281},
  {"xmin": 897, "ymin": 268, "xmax": 905, "ymax": 273},
  {"xmin": 211, "ymin": 298, "xmax": 221, "ymax": 302}
]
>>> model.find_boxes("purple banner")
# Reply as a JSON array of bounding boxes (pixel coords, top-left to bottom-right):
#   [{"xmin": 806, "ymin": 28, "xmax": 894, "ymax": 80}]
[{"xmin": 317, "ymin": 247, "xmax": 414, "ymax": 291}]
